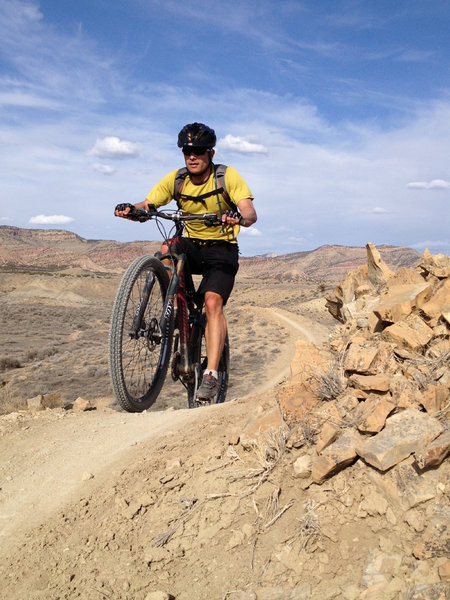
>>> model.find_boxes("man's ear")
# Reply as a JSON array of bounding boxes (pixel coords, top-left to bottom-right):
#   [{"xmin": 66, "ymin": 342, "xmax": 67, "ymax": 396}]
[{"xmin": 210, "ymin": 149, "xmax": 215, "ymax": 159}]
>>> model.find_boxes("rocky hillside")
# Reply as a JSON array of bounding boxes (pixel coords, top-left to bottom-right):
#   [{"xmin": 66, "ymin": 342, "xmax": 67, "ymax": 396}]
[
  {"xmin": 0, "ymin": 226, "xmax": 420, "ymax": 281},
  {"xmin": 0, "ymin": 226, "xmax": 160, "ymax": 273},
  {"xmin": 0, "ymin": 243, "xmax": 448, "ymax": 600},
  {"xmin": 263, "ymin": 243, "xmax": 449, "ymax": 598},
  {"xmin": 239, "ymin": 244, "xmax": 420, "ymax": 282}
]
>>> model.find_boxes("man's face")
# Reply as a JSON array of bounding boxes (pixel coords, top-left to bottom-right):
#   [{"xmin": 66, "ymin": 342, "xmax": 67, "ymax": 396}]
[{"xmin": 183, "ymin": 147, "xmax": 215, "ymax": 176}]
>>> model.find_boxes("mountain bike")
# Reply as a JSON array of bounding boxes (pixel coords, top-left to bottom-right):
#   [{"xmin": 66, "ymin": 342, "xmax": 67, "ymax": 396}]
[{"xmin": 109, "ymin": 208, "xmax": 230, "ymax": 413}]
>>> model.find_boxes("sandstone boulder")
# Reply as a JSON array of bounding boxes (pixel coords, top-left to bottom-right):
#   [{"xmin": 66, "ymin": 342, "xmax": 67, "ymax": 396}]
[
  {"xmin": 356, "ymin": 394, "xmax": 396, "ymax": 433},
  {"xmin": 356, "ymin": 408, "xmax": 444, "ymax": 471},
  {"xmin": 312, "ymin": 429, "xmax": 362, "ymax": 484},
  {"xmin": 381, "ymin": 313, "xmax": 434, "ymax": 351},
  {"xmin": 348, "ymin": 373, "xmax": 390, "ymax": 393},
  {"xmin": 366, "ymin": 242, "xmax": 395, "ymax": 288},
  {"xmin": 367, "ymin": 456, "xmax": 438, "ymax": 511},
  {"xmin": 374, "ymin": 282, "xmax": 431, "ymax": 324},
  {"xmin": 419, "ymin": 278, "xmax": 450, "ymax": 326},
  {"xmin": 239, "ymin": 406, "xmax": 285, "ymax": 450},
  {"xmin": 414, "ymin": 429, "xmax": 450, "ymax": 469}
]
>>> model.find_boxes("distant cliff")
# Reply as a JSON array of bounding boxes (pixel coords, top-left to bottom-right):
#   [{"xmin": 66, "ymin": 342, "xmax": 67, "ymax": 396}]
[
  {"xmin": 0, "ymin": 226, "xmax": 160, "ymax": 273},
  {"xmin": 0, "ymin": 226, "xmax": 421, "ymax": 281}
]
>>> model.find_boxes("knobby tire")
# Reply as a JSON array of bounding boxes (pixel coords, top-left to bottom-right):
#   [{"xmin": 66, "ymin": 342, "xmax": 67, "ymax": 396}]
[{"xmin": 109, "ymin": 256, "xmax": 173, "ymax": 412}]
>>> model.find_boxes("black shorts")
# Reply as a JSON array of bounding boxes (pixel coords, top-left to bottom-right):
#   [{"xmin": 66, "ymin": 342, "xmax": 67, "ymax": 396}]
[{"xmin": 168, "ymin": 237, "xmax": 239, "ymax": 305}]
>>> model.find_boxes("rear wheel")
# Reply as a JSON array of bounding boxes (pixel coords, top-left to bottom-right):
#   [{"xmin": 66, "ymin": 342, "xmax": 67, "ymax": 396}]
[
  {"xmin": 187, "ymin": 314, "xmax": 229, "ymax": 408},
  {"xmin": 109, "ymin": 256, "xmax": 173, "ymax": 412}
]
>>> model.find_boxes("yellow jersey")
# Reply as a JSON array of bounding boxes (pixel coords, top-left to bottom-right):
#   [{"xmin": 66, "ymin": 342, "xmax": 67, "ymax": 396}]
[{"xmin": 145, "ymin": 165, "xmax": 253, "ymax": 242}]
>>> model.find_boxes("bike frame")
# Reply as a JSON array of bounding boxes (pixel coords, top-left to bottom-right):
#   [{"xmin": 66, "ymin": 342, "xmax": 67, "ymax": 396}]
[
  {"xmin": 154, "ymin": 246, "xmax": 202, "ymax": 386},
  {"xmin": 109, "ymin": 208, "xmax": 230, "ymax": 411}
]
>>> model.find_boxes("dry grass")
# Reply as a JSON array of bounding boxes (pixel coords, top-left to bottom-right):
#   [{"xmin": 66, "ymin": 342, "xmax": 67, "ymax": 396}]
[
  {"xmin": 434, "ymin": 401, "xmax": 450, "ymax": 425},
  {"xmin": 315, "ymin": 363, "xmax": 345, "ymax": 402},
  {"xmin": 314, "ymin": 349, "xmax": 346, "ymax": 402},
  {"xmin": 152, "ymin": 497, "xmax": 200, "ymax": 548},
  {"xmin": 299, "ymin": 417, "xmax": 320, "ymax": 447},
  {"xmin": 405, "ymin": 349, "xmax": 450, "ymax": 390},
  {"xmin": 0, "ymin": 357, "xmax": 23, "ymax": 370},
  {"xmin": 0, "ymin": 382, "xmax": 22, "ymax": 415},
  {"xmin": 250, "ymin": 426, "xmax": 289, "ymax": 473},
  {"xmin": 297, "ymin": 499, "xmax": 321, "ymax": 552}
]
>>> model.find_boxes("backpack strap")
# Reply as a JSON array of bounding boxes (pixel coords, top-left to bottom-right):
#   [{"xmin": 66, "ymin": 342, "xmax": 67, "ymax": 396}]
[
  {"xmin": 173, "ymin": 167, "xmax": 189, "ymax": 208},
  {"xmin": 173, "ymin": 164, "xmax": 237, "ymax": 212}
]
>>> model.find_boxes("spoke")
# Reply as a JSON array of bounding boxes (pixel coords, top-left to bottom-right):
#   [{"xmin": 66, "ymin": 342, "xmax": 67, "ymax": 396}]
[{"xmin": 120, "ymin": 266, "xmax": 165, "ymax": 399}]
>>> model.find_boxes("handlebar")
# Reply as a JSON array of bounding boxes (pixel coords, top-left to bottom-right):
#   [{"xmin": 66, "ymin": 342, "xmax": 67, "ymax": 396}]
[{"xmin": 115, "ymin": 204, "xmax": 224, "ymax": 227}]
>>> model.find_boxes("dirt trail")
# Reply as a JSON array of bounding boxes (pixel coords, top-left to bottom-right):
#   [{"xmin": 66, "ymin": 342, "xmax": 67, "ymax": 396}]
[
  {"xmin": 246, "ymin": 306, "xmax": 331, "ymax": 393},
  {"xmin": 1, "ymin": 292, "xmax": 446, "ymax": 600},
  {"xmin": 0, "ymin": 407, "xmax": 200, "ymax": 553},
  {"xmin": 0, "ymin": 305, "xmax": 322, "ymax": 563}
]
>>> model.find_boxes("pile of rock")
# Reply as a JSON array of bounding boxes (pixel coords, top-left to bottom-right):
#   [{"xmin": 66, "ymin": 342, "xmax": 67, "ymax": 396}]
[
  {"xmin": 316, "ymin": 245, "xmax": 446, "ymax": 456},
  {"xmin": 282, "ymin": 243, "xmax": 449, "ymax": 479},
  {"xmin": 258, "ymin": 244, "xmax": 450, "ymax": 588},
  {"xmin": 241, "ymin": 244, "xmax": 449, "ymax": 484}
]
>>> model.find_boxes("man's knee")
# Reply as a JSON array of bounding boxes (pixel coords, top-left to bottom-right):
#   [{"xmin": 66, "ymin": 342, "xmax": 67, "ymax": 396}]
[{"xmin": 204, "ymin": 291, "xmax": 224, "ymax": 316}]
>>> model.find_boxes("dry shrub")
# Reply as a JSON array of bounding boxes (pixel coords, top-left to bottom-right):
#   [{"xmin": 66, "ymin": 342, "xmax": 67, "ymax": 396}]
[
  {"xmin": 315, "ymin": 363, "xmax": 345, "ymax": 402},
  {"xmin": 0, "ymin": 382, "xmax": 25, "ymax": 414},
  {"xmin": 406, "ymin": 348, "xmax": 450, "ymax": 390},
  {"xmin": 299, "ymin": 416, "xmax": 320, "ymax": 447},
  {"xmin": 0, "ymin": 357, "xmax": 22, "ymax": 371},
  {"xmin": 250, "ymin": 426, "xmax": 289, "ymax": 474},
  {"xmin": 297, "ymin": 499, "xmax": 321, "ymax": 551}
]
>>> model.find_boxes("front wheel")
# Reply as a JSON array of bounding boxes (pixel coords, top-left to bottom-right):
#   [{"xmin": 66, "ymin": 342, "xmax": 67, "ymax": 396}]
[
  {"xmin": 109, "ymin": 256, "xmax": 173, "ymax": 412},
  {"xmin": 187, "ymin": 314, "xmax": 229, "ymax": 408}
]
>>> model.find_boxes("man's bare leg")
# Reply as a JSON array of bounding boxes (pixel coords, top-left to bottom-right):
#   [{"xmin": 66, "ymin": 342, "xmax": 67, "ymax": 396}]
[
  {"xmin": 196, "ymin": 291, "xmax": 226, "ymax": 400},
  {"xmin": 204, "ymin": 291, "xmax": 226, "ymax": 371}
]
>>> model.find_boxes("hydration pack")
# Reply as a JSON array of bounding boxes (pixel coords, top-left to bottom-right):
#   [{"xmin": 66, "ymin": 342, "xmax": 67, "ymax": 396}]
[{"xmin": 173, "ymin": 163, "xmax": 237, "ymax": 211}]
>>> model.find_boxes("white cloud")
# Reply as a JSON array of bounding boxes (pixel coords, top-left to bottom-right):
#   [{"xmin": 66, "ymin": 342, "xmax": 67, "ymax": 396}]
[
  {"xmin": 240, "ymin": 226, "xmax": 263, "ymax": 236},
  {"xmin": 218, "ymin": 135, "xmax": 268, "ymax": 155},
  {"xmin": 88, "ymin": 137, "xmax": 142, "ymax": 160},
  {"xmin": 0, "ymin": 216, "xmax": 13, "ymax": 222},
  {"xmin": 397, "ymin": 50, "xmax": 435, "ymax": 63},
  {"xmin": 372, "ymin": 206, "xmax": 388, "ymax": 214},
  {"xmin": 407, "ymin": 179, "xmax": 450, "ymax": 190},
  {"xmin": 412, "ymin": 239, "xmax": 450, "ymax": 250},
  {"xmin": 29, "ymin": 214, "xmax": 74, "ymax": 225},
  {"xmin": 92, "ymin": 163, "xmax": 116, "ymax": 175},
  {"xmin": 0, "ymin": 91, "xmax": 62, "ymax": 109},
  {"xmin": 407, "ymin": 182, "xmax": 428, "ymax": 189},
  {"xmin": 428, "ymin": 179, "xmax": 450, "ymax": 189}
]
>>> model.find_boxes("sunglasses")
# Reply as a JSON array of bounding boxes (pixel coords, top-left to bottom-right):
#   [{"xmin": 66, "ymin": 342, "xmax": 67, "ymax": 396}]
[{"xmin": 182, "ymin": 146, "xmax": 209, "ymax": 156}]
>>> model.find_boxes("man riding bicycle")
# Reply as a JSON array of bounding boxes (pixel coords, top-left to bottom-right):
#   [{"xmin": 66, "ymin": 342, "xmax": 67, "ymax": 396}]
[{"xmin": 115, "ymin": 122, "xmax": 257, "ymax": 402}]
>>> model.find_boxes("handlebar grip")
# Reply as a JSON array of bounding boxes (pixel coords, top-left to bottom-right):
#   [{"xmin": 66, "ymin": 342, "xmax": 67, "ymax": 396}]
[
  {"xmin": 114, "ymin": 203, "xmax": 153, "ymax": 222},
  {"xmin": 131, "ymin": 208, "xmax": 152, "ymax": 222}
]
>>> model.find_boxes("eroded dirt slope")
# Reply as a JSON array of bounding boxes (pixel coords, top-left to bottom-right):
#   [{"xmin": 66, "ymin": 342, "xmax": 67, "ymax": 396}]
[{"xmin": 1, "ymin": 271, "xmax": 447, "ymax": 600}]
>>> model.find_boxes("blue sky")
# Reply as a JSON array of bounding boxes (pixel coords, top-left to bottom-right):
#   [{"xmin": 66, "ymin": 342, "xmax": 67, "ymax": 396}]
[{"xmin": 1, "ymin": 0, "xmax": 449, "ymax": 256}]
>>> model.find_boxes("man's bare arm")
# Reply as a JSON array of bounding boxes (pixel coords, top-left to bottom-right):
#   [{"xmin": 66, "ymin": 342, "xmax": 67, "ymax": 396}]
[
  {"xmin": 237, "ymin": 198, "xmax": 257, "ymax": 227},
  {"xmin": 220, "ymin": 198, "xmax": 257, "ymax": 227}
]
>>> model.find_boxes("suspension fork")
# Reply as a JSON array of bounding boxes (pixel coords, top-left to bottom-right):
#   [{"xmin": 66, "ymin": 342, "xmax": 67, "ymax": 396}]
[
  {"xmin": 175, "ymin": 257, "xmax": 191, "ymax": 377},
  {"xmin": 129, "ymin": 270, "xmax": 155, "ymax": 338},
  {"xmin": 157, "ymin": 257, "xmax": 181, "ymax": 347},
  {"xmin": 154, "ymin": 252, "xmax": 189, "ymax": 377}
]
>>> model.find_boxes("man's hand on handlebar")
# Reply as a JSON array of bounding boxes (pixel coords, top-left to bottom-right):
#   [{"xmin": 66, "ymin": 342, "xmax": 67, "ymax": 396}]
[
  {"xmin": 114, "ymin": 203, "xmax": 157, "ymax": 222},
  {"xmin": 221, "ymin": 210, "xmax": 242, "ymax": 227},
  {"xmin": 114, "ymin": 203, "xmax": 135, "ymax": 219}
]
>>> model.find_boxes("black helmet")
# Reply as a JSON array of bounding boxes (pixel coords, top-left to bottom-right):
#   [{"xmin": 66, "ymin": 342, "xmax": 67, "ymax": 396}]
[{"xmin": 177, "ymin": 122, "xmax": 216, "ymax": 149}]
